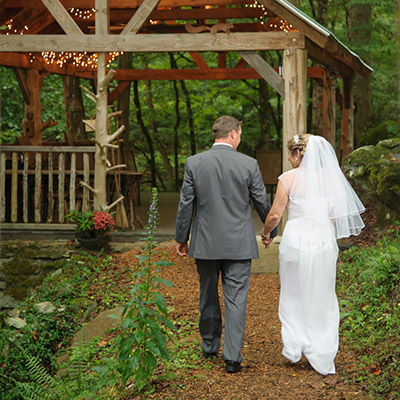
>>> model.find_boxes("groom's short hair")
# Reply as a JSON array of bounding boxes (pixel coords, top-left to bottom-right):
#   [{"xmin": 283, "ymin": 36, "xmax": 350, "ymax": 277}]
[{"xmin": 212, "ymin": 115, "xmax": 242, "ymax": 139}]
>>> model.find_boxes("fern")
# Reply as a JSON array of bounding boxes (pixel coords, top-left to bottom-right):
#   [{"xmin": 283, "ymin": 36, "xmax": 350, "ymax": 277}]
[{"xmin": 10, "ymin": 340, "xmax": 104, "ymax": 400}]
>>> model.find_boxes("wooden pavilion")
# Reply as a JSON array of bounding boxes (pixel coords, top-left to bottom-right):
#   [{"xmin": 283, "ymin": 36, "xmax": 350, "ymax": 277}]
[{"xmin": 0, "ymin": 0, "xmax": 372, "ymax": 230}]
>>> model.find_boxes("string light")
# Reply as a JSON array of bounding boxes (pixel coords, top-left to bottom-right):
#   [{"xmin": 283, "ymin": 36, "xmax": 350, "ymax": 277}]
[
  {"xmin": 1, "ymin": 18, "xmax": 121, "ymax": 69},
  {"xmin": 69, "ymin": 8, "xmax": 95, "ymax": 20},
  {"xmin": 3, "ymin": 19, "xmax": 29, "ymax": 35},
  {"xmin": 41, "ymin": 51, "xmax": 122, "ymax": 69},
  {"xmin": 245, "ymin": 0, "xmax": 294, "ymax": 32}
]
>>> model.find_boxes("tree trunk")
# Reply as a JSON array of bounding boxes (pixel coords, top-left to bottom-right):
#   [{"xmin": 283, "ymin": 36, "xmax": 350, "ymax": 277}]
[
  {"xmin": 142, "ymin": 58, "xmax": 174, "ymax": 190},
  {"xmin": 258, "ymin": 51, "xmax": 272, "ymax": 149},
  {"xmin": 169, "ymin": 53, "xmax": 182, "ymax": 191},
  {"xmin": 258, "ymin": 79, "xmax": 272, "ymax": 149},
  {"xmin": 398, "ymin": 0, "xmax": 400, "ymax": 125},
  {"xmin": 180, "ymin": 80, "xmax": 196, "ymax": 155},
  {"xmin": 117, "ymin": 52, "xmax": 136, "ymax": 172},
  {"xmin": 64, "ymin": 76, "xmax": 86, "ymax": 144},
  {"xmin": 133, "ymin": 80, "xmax": 157, "ymax": 188},
  {"xmin": 346, "ymin": 2, "xmax": 373, "ymax": 138}
]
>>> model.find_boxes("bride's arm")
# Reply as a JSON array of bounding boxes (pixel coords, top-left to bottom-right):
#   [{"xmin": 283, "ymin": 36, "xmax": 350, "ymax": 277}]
[{"xmin": 262, "ymin": 181, "xmax": 289, "ymax": 237}]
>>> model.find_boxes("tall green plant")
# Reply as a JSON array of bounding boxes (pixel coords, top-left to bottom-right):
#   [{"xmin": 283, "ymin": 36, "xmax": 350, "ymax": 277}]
[{"xmin": 104, "ymin": 187, "xmax": 175, "ymax": 392}]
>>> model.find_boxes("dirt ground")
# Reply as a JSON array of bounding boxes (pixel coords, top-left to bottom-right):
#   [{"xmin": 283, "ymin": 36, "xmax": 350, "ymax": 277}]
[
  {"xmin": 108, "ymin": 203, "xmax": 380, "ymax": 400},
  {"xmin": 109, "ymin": 245, "xmax": 368, "ymax": 400}
]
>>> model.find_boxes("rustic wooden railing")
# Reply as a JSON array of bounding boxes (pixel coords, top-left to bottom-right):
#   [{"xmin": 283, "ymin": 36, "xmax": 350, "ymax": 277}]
[{"xmin": 0, "ymin": 145, "xmax": 96, "ymax": 225}]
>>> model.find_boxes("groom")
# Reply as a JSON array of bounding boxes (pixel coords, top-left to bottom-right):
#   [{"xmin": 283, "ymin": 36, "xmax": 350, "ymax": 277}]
[{"xmin": 175, "ymin": 115, "xmax": 275, "ymax": 373}]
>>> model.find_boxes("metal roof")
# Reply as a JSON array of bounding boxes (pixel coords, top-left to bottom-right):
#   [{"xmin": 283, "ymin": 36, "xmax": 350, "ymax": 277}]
[{"xmin": 277, "ymin": 0, "xmax": 373, "ymax": 72}]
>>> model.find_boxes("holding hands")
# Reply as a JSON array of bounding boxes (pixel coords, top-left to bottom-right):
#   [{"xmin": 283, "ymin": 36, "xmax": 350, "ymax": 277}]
[{"xmin": 260, "ymin": 231, "xmax": 273, "ymax": 248}]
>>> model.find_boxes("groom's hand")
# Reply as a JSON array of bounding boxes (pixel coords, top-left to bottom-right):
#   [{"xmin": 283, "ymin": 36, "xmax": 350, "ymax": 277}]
[
  {"xmin": 176, "ymin": 241, "xmax": 189, "ymax": 257},
  {"xmin": 261, "ymin": 237, "xmax": 273, "ymax": 249}
]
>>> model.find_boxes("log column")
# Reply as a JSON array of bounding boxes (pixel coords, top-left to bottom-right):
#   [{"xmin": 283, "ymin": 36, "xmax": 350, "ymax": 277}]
[
  {"xmin": 282, "ymin": 48, "xmax": 307, "ymax": 172},
  {"xmin": 94, "ymin": 0, "xmax": 110, "ymax": 210}
]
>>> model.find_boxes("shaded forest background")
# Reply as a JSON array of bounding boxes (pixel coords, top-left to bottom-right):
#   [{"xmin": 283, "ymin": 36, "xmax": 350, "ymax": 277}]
[{"xmin": 0, "ymin": 0, "xmax": 399, "ymax": 191}]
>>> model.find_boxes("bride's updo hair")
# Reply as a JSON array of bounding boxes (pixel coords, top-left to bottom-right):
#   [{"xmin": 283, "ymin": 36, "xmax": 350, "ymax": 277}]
[{"xmin": 287, "ymin": 134, "xmax": 312, "ymax": 158}]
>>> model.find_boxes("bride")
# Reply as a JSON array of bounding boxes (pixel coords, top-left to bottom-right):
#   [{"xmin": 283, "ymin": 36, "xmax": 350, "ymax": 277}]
[{"xmin": 261, "ymin": 134, "xmax": 365, "ymax": 375}]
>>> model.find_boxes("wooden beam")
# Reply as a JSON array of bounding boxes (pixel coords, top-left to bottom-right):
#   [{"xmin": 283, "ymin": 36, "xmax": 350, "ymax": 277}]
[
  {"xmin": 40, "ymin": 0, "xmax": 83, "ymax": 35},
  {"xmin": 113, "ymin": 68, "xmax": 264, "ymax": 80},
  {"xmin": 306, "ymin": 38, "xmax": 353, "ymax": 77},
  {"xmin": 2, "ymin": 0, "xmax": 253, "ymax": 8},
  {"xmin": 0, "ymin": 32, "xmax": 305, "ymax": 52},
  {"xmin": 121, "ymin": 0, "xmax": 160, "ymax": 35},
  {"xmin": 96, "ymin": 0, "xmax": 109, "ymax": 35},
  {"xmin": 239, "ymin": 51, "xmax": 284, "ymax": 97},
  {"xmin": 189, "ymin": 52, "xmax": 210, "ymax": 69},
  {"xmin": 108, "ymin": 81, "xmax": 130, "ymax": 104}
]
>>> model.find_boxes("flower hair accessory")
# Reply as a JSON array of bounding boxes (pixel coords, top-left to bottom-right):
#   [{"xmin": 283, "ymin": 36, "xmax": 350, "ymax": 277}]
[{"xmin": 293, "ymin": 135, "xmax": 300, "ymax": 144}]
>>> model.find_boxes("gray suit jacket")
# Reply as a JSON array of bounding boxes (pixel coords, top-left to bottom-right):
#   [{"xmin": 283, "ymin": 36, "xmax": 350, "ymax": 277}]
[{"xmin": 175, "ymin": 144, "xmax": 273, "ymax": 260}]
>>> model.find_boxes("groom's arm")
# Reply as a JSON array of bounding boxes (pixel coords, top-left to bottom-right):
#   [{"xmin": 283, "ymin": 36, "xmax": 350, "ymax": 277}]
[{"xmin": 249, "ymin": 160, "xmax": 278, "ymax": 238}]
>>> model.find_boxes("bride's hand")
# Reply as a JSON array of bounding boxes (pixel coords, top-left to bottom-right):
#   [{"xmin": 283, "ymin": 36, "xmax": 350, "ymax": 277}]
[
  {"xmin": 261, "ymin": 237, "xmax": 273, "ymax": 248},
  {"xmin": 260, "ymin": 231, "xmax": 272, "ymax": 248}
]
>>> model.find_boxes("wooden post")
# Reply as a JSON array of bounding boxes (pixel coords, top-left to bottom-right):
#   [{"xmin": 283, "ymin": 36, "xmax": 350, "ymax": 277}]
[
  {"xmin": 11, "ymin": 152, "xmax": 18, "ymax": 223},
  {"xmin": 94, "ymin": 0, "xmax": 110, "ymax": 210},
  {"xmin": 0, "ymin": 153, "xmax": 6, "ymax": 223},
  {"xmin": 282, "ymin": 48, "xmax": 307, "ymax": 172},
  {"xmin": 322, "ymin": 72, "xmax": 336, "ymax": 147},
  {"xmin": 340, "ymin": 76, "xmax": 355, "ymax": 159}
]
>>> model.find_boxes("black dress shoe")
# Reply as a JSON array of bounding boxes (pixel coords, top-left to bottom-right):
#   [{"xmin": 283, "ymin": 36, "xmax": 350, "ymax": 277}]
[
  {"xmin": 225, "ymin": 360, "xmax": 241, "ymax": 373},
  {"xmin": 203, "ymin": 351, "xmax": 217, "ymax": 359}
]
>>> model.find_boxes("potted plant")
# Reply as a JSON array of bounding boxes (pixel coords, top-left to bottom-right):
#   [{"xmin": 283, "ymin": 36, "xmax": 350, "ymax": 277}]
[{"xmin": 66, "ymin": 209, "xmax": 115, "ymax": 251}]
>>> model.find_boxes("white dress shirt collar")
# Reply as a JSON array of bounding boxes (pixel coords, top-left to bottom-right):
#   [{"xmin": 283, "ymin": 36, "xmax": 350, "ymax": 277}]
[{"xmin": 212, "ymin": 142, "xmax": 233, "ymax": 149}]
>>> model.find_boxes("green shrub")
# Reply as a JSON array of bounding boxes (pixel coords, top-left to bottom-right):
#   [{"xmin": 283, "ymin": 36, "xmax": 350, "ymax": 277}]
[
  {"xmin": 0, "ymin": 253, "xmax": 105, "ymax": 399},
  {"xmin": 337, "ymin": 230, "xmax": 400, "ymax": 399}
]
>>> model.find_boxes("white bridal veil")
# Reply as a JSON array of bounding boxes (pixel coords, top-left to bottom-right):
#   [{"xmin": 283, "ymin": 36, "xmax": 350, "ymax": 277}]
[{"xmin": 289, "ymin": 135, "xmax": 365, "ymax": 239}]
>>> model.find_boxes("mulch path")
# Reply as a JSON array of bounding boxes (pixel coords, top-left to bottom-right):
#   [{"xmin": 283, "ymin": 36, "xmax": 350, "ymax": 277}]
[{"xmin": 104, "ymin": 202, "xmax": 383, "ymax": 399}]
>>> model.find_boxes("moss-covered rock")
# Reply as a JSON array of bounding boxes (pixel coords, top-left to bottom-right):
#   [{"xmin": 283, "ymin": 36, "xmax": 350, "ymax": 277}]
[
  {"xmin": 357, "ymin": 120, "xmax": 399, "ymax": 147},
  {"xmin": 343, "ymin": 138, "xmax": 400, "ymax": 227},
  {"xmin": 0, "ymin": 241, "xmax": 71, "ymax": 304}
]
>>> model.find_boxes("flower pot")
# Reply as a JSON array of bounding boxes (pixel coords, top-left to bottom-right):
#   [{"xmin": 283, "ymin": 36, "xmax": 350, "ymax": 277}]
[{"xmin": 76, "ymin": 234, "xmax": 111, "ymax": 251}]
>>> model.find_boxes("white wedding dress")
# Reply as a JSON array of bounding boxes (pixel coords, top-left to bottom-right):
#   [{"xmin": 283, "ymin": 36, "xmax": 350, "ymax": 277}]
[{"xmin": 278, "ymin": 169, "xmax": 340, "ymax": 375}]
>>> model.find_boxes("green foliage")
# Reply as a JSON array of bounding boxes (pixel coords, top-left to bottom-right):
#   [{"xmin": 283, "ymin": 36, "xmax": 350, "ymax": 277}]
[
  {"xmin": 98, "ymin": 188, "xmax": 175, "ymax": 393},
  {"xmin": 337, "ymin": 231, "xmax": 400, "ymax": 398},
  {"xmin": 0, "ymin": 252, "xmax": 112, "ymax": 400},
  {"xmin": 9, "ymin": 340, "xmax": 109, "ymax": 400}
]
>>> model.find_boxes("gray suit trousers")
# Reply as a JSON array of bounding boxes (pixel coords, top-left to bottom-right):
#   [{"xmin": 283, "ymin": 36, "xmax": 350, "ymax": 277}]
[{"xmin": 196, "ymin": 259, "xmax": 251, "ymax": 363}]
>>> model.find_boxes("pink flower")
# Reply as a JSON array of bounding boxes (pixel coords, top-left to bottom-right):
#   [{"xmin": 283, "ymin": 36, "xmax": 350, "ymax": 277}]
[{"xmin": 93, "ymin": 211, "xmax": 115, "ymax": 234}]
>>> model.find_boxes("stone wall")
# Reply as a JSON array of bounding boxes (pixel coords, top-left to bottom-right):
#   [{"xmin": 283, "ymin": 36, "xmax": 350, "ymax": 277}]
[{"xmin": 0, "ymin": 241, "xmax": 72, "ymax": 310}]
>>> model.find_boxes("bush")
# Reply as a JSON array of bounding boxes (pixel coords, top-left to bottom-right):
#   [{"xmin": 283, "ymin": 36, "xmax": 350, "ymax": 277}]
[
  {"xmin": 0, "ymin": 253, "xmax": 104, "ymax": 400},
  {"xmin": 337, "ymin": 230, "xmax": 400, "ymax": 399}
]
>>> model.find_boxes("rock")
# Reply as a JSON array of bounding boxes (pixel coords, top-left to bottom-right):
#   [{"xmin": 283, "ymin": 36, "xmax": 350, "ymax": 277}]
[
  {"xmin": 5, "ymin": 316, "xmax": 27, "ymax": 329},
  {"xmin": 6, "ymin": 309, "xmax": 20, "ymax": 318},
  {"xmin": 0, "ymin": 293, "xmax": 20, "ymax": 309},
  {"xmin": 343, "ymin": 138, "xmax": 400, "ymax": 227},
  {"xmin": 35, "ymin": 301, "xmax": 56, "ymax": 314},
  {"xmin": 357, "ymin": 120, "xmax": 398, "ymax": 147},
  {"xmin": 71, "ymin": 307, "xmax": 122, "ymax": 347}
]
